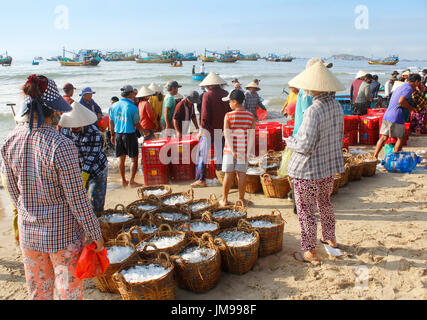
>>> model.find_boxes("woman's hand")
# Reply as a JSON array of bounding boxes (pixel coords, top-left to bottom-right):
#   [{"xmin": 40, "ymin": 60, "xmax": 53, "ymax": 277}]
[{"xmin": 94, "ymin": 238, "xmax": 105, "ymax": 253}]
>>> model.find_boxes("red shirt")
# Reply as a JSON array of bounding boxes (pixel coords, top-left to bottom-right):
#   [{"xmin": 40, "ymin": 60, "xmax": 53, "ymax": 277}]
[
  {"xmin": 224, "ymin": 109, "xmax": 255, "ymax": 155},
  {"xmin": 201, "ymin": 87, "xmax": 231, "ymax": 141},
  {"xmin": 350, "ymin": 79, "xmax": 363, "ymax": 102},
  {"xmin": 138, "ymin": 101, "xmax": 156, "ymax": 130},
  {"xmin": 63, "ymin": 95, "xmax": 74, "ymax": 105}
]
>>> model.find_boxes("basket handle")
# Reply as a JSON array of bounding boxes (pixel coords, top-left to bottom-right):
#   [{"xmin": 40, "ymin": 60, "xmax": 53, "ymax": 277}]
[
  {"xmin": 234, "ymin": 199, "xmax": 245, "ymax": 209},
  {"xmin": 114, "ymin": 204, "xmax": 126, "ymax": 211},
  {"xmin": 201, "ymin": 212, "xmax": 213, "ymax": 223},
  {"xmin": 129, "ymin": 225, "xmax": 146, "ymax": 242},
  {"xmin": 238, "ymin": 219, "xmax": 253, "ymax": 231},
  {"xmin": 158, "ymin": 252, "xmax": 171, "ymax": 264},
  {"xmin": 116, "ymin": 232, "xmax": 134, "ymax": 247},
  {"xmin": 209, "ymin": 193, "xmax": 218, "ymax": 202},
  {"xmin": 187, "ymin": 188, "xmax": 194, "ymax": 200},
  {"xmin": 148, "ymin": 194, "xmax": 160, "ymax": 202},
  {"xmin": 201, "ymin": 233, "xmax": 214, "ymax": 245},
  {"xmin": 271, "ymin": 209, "xmax": 283, "ymax": 219},
  {"xmin": 140, "ymin": 212, "xmax": 153, "ymax": 222},
  {"xmin": 213, "ymin": 238, "xmax": 227, "ymax": 250},
  {"xmin": 178, "ymin": 223, "xmax": 191, "ymax": 232},
  {"xmin": 140, "ymin": 242, "xmax": 159, "ymax": 254},
  {"xmin": 158, "ymin": 224, "xmax": 173, "ymax": 232},
  {"xmin": 97, "ymin": 216, "xmax": 110, "ymax": 225}
]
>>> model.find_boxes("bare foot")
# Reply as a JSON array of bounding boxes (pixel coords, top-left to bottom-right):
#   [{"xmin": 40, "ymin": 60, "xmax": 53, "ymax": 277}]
[
  {"xmin": 219, "ymin": 200, "xmax": 230, "ymax": 207},
  {"xmin": 122, "ymin": 180, "xmax": 129, "ymax": 188},
  {"xmin": 129, "ymin": 181, "xmax": 143, "ymax": 188},
  {"xmin": 293, "ymin": 250, "xmax": 321, "ymax": 266},
  {"xmin": 191, "ymin": 180, "xmax": 207, "ymax": 188}
]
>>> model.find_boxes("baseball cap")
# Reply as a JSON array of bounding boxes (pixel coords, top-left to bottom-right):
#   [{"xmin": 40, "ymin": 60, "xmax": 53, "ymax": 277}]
[
  {"xmin": 222, "ymin": 89, "xmax": 245, "ymax": 103},
  {"xmin": 232, "ymin": 78, "xmax": 240, "ymax": 83},
  {"xmin": 121, "ymin": 85, "xmax": 137, "ymax": 94},
  {"xmin": 166, "ymin": 81, "xmax": 182, "ymax": 91},
  {"xmin": 186, "ymin": 91, "xmax": 201, "ymax": 104}
]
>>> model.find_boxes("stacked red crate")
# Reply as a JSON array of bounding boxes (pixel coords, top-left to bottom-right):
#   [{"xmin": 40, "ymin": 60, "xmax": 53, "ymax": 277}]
[
  {"xmin": 141, "ymin": 138, "xmax": 171, "ymax": 186},
  {"xmin": 169, "ymin": 137, "xmax": 199, "ymax": 181},
  {"xmin": 367, "ymin": 108, "xmax": 386, "ymax": 116},
  {"xmin": 344, "ymin": 115, "xmax": 359, "ymax": 146},
  {"xmin": 359, "ymin": 115, "xmax": 381, "ymax": 145},
  {"xmin": 255, "ymin": 122, "xmax": 283, "ymax": 155}
]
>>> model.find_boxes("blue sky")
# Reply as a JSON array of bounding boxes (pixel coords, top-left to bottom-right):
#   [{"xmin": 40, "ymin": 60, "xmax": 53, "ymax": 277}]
[{"xmin": 1, "ymin": 0, "xmax": 426, "ymax": 60}]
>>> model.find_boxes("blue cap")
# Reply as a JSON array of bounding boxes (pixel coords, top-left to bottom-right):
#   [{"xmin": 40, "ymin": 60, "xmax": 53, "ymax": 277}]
[{"xmin": 79, "ymin": 87, "xmax": 96, "ymax": 96}]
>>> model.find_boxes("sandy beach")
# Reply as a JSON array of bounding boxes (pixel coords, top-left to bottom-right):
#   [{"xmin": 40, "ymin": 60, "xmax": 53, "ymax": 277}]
[{"xmin": 0, "ymin": 136, "xmax": 426, "ymax": 300}]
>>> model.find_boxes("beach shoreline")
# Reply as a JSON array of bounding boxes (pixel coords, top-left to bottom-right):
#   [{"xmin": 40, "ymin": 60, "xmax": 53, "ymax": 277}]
[{"xmin": 0, "ymin": 137, "xmax": 426, "ymax": 300}]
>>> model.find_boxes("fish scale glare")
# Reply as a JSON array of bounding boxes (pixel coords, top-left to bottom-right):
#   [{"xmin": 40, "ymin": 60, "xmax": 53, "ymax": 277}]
[
  {"xmin": 107, "ymin": 246, "xmax": 135, "ymax": 264},
  {"xmin": 102, "ymin": 213, "xmax": 132, "ymax": 223},
  {"xmin": 138, "ymin": 235, "xmax": 184, "ymax": 250},
  {"xmin": 163, "ymin": 195, "xmax": 189, "ymax": 206},
  {"xmin": 187, "ymin": 222, "xmax": 218, "ymax": 232},
  {"xmin": 190, "ymin": 202, "xmax": 210, "ymax": 211},
  {"xmin": 137, "ymin": 204, "xmax": 158, "ymax": 211},
  {"xmin": 218, "ymin": 230, "xmax": 256, "ymax": 247},
  {"xmin": 178, "ymin": 246, "xmax": 216, "ymax": 263},
  {"xmin": 212, "ymin": 210, "xmax": 243, "ymax": 218},
  {"xmin": 160, "ymin": 212, "xmax": 189, "ymax": 221},
  {"xmin": 120, "ymin": 264, "xmax": 171, "ymax": 283},
  {"xmin": 144, "ymin": 189, "xmax": 168, "ymax": 196},
  {"xmin": 249, "ymin": 220, "xmax": 279, "ymax": 228}
]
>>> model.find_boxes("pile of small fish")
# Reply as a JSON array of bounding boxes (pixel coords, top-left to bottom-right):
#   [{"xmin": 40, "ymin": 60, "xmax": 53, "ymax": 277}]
[
  {"xmin": 158, "ymin": 212, "xmax": 189, "ymax": 222},
  {"xmin": 143, "ymin": 189, "xmax": 169, "ymax": 197},
  {"xmin": 162, "ymin": 195, "xmax": 190, "ymax": 206},
  {"xmin": 249, "ymin": 220, "xmax": 279, "ymax": 228},
  {"xmin": 124, "ymin": 225, "xmax": 158, "ymax": 235},
  {"xmin": 217, "ymin": 230, "xmax": 257, "ymax": 247},
  {"xmin": 212, "ymin": 209, "xmax": 244, "ymax": 219},
  {"xmin": 182, "ymin": 222, "xmax": 218, "ymax": 233},
  {"xmin": 107, "ymin": 246, "xmax": 135, "ymax": 264},
  {"xmin": 189, "ymin": 201, "xmax": 211, "ymax": 212},
  {"xmin": 101, "ymin": 213, "xmax": 133, "ymax": 224},
  {"xmin": 246, "ymin": 167, "xmax": 265, "ymax": 175},
  {"xmin": 178, "ymin": 246, "xmax": 216, "ymax": 263},
  {"xmin": 120, "ymin": 264, "xmax": 171, "ymax": 283},
  {"xmin": 136, "ymin": 204, "xmax": 158, "ymax": 211},
  {"xmin": 138, "ymin": 235, "xmax": 184, "ymax": 251}
]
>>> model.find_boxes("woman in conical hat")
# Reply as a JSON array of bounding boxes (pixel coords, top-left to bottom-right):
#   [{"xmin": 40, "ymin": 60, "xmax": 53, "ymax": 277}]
[
  {"xmin": 243, "ymin": 80, "xmax": 267, "ymax": 120},
  {"xmin": 199, "ymin": 72, "xmax": 227, "ymax": 87},
  {"xmin": 136, "ymin": 86, "xmax": 156, "ymax": 141},
  {"xmin": 285, "ymin": 61, "xmax": 345, "ymax": 265}
]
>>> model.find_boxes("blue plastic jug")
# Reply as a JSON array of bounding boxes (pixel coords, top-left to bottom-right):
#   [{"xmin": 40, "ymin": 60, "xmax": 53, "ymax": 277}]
[
  {"xmin": 382, "ymin": 152, "xmax": 421, "ymax": 173},
  {"xmin": 384, "ymin": 143, "xmax": 395, "ymax": 159}
]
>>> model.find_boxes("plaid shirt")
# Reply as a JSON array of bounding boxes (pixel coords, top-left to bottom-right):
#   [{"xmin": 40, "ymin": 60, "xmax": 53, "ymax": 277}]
[
  {"xmin": 1, "ymin": 124, "xmax": 102, "ymax": 252},
  {"xmin": 285, "ymin": 93, "xmax": 345, "ymax": 180},
  {"xmin": 412, "ymin": 90, "xmax": 427, "ymax": 112},
  {"xmin": 61, "ymin": 125, "xmax": 107, "ymax": 178},
  {"xmin": 243, "ymin": 91, "xmax": 266, "ymax": 118}
]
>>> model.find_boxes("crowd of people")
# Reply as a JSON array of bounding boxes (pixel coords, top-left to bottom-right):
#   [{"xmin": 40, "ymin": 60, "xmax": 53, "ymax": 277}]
[{"xmin": 1, "ymin": 60, "xmax": 426, "ymax": 299}]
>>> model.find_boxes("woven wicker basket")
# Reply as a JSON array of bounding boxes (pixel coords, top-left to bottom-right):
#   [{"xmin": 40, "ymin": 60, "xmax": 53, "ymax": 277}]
[
  {"xmin": 178, "ymin": 212, "xmax": 221, "ymax": 238},
  {"xmin": 244, "ymin": 211, "xmax": 286, "ymax": 257},
  {"xmin": 260, "ymin": 171, "xmax": 291, "ymax": 199},
  {"xmin": 214, "ymin": 225, "xmax": 260, "ymax": 275},
  {"xmin": 362, "ymin": 153, "xmax": 378, "ymax": 177},
  {"xmin": 136, "ymin": 224, "xmax": 187, "ymax": 259},
  {"xmin": 94, "ymin": 237, "xmax": 139, "ymax": 294},
  {"xmin": 207, "ymin": 200, "xmax": 248, "ymax": 229},
  {"xmin": 343, "ymin": 148, "xmax": 353, "ymax": 165},
  {"xmin": 126, "ymin": 196, "xmax": 163, "ymax": 218},
  {"xmin": 159, "ymin": 189, "xmax": 194, "ymax": 208},
  {"xmin": 137, "ymin": 185, "xmax": 172, "ymax": 200},
  {"xmin": 332, "ymin": 175, "xmax": 341, "ymax": 196},
  {"xmin": 112, "ymin": 253, "xmax": 175, "ymax": 300},
  {"xmin": 216, "ymin": 170, "xmax": 238, "ymax": 189},
  {"xmin": 119, "ymin": 213, "xmax": 159, "ymax": 246},
  {"xmin": 348, "ymin": 155, "xmax": 365, "ymax": 181},
  {"xmin": 170, "ymin": 233, "xmax": 222, "ymax": 293},
  {"xmin": 246, "ymin": 173, "xmax": 262, "ymax": 194},
  {"xmin": 181, "ymin": 194, "xmax": 219, "ymax": 220},
  {"xmin": 152, "ymin": 206, "xmax": 192, "ymax": 229},
  {"xmin": 97, "ymin": 204, "xmax": 136, "ymax": 241},
  {"xmin": 338, "ymin": 163, "xmax": 351, "ymax": 188}
]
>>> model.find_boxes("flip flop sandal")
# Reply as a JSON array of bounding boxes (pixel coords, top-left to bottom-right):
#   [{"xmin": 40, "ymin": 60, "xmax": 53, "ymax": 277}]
[
  {"xmin": 320, "ymin": 239, "xmax": 340, "ymax": 249},
  {"xmin": 293, "ymin": 251, "xmax": 311, "ymax": 264}
]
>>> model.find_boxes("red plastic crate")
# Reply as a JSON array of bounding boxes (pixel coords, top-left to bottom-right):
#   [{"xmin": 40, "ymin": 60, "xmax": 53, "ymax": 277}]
[
  {"xmin": 360, "ymin": 116, "xmax": 381, "ymax": 131},
  {"xmin": 359, "ymin": 130, "xmax": 379, "ymax": 146},
  {"xmin": 170, "ymin": 163, "xmax": 195, "ymax": 181},
  {"xmin": 344, "ymin": 115, "xmax": 359, "ymax": 132},
  {"xmin": 141, "ymin": 138, "xmax": 170, "ymax": 165},
  {"xmin": 286, "ymin": 120, "xmax": 295, "ymax": 126},
  {"xmin": 169, "ymin": 137, "xmax": 199, "ymax": 164},
  {"xmin": 343, "ymin": 136, "xmax": 350, "ymax": 150},
  {"xmin": 143, "ymin": 164, "xmax": 169, "ymax": 186},
  {"xmin": 346, "ymin": 130, "xmax": 358, "ymax": 146},
  {"xmin": 367, "ymin": 108, "xmax": 386, "ymax": 116},
  {"xmin": 283, "ymin": 125, "xmax": 294, "ymax": 138}
]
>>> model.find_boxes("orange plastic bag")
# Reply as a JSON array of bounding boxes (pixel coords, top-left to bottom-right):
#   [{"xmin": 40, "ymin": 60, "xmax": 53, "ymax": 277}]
[
  {"xmin": 75, "ymin": 242, "xmax": 109, "ymax": 280},
  {"xmin": 257, "ymin": 109, "xmax": 268, "ymax": 121}
]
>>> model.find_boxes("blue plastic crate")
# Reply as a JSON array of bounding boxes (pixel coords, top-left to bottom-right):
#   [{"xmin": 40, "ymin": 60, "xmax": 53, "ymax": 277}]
[{"xmin": 336, "ymin": 99, "xmax": 354, "ymax": 115}]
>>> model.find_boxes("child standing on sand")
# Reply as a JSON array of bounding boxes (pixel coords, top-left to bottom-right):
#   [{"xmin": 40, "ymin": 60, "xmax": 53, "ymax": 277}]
[{"xmin": 221, "ymin": 89, "xmax": 255, "ymax": 206}]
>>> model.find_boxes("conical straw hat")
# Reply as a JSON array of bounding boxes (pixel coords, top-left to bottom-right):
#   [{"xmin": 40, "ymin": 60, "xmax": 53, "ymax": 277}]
[
  {"xmin": 288, "ymin": 61, "xmax": 345, "ymax": 92},
  {"xmin": 245, "ymin": 81, "xmax": 261, "ymax": 90},
  {"xmin": 148, "ymin": 82, "xmax": 163, "ymax": 93},
  {"xmin": 58, "ymin": 101, "xmax": 98, "ymax": 128},
  {"xmin": 355, "ymin": 70, "xmax": 368, "ymax": 79},
  {"xmin": 391, "ymin": 81, "xmax": 405, "ymax": 92},
  {"xmin": 136, "ymin": 86, "xmax": 155, "ymax": 98},
  {"xmin": 199, "ymin": 72, "xmax": 227, "ymax": 87}
]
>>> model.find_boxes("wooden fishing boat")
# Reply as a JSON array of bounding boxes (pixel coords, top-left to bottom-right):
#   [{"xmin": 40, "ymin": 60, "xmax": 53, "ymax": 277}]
[
  {"xmin": 0, "ymin": 52, "xmax": 12, "ymax": 66},
  {"xmin": 200, "ymin": 54, "xmax": 216, "ymax": 63},
  {"xmin": 171, "ymin": 62, "xmax": 183, "ymax": 67},
  {"xmin": 266, "ymin": 54, "xmax": 281, "ymax": 62},
  {"xmin": 368, "ymin": 56, "xmax": 399, "ymax": 65},
  {"xmin": 135, "ymin": 57, "xmax": 173, "ymax": 64},
  {"xmin": 192, "ymin": 73, "xmax": 208, "ymax": 81},
  {"xmin": 216, "ymin": 56, "xmax": 238, "ymax": 63},
  {"xmin": 32, "ymin": 60, "xmax": 39, "ymax": 65},
  {"xmin": 59, "ymin": 48, "xmax": 101, "ymax": 66},
  {"xmin": 280, "ymin": 56, "xmax": 294, "ymax": 62}
]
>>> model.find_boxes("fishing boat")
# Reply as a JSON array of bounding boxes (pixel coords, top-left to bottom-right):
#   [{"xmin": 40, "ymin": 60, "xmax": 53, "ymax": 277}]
[
  {"xmin": 192, "ymin": 73, "xmax": 208, "ymax": 81},
  {"xmin": 216, "ymin": 55, "xmax": 238, "ymax": 63},
  {"xmin": 120, "ymin": 50, "xmax": 136, "ymax": 61},
  {"xmin": 32, "ymin": 60, "xmax": 39, "ymax": 65},
  {"xmin": 34, "ymin": 56, "xmax": 43, "ymax": 61},
  {"xmin": 368, "ymin": 55, "xmax": 399, "ymax": 65},
  {"xmin": 0, "ymin": 51, "xmax": 12, "ymax": 66},
  {"xmin": 266, "ymin": 54, "xmax": 281, "ymax": 62},
  {"xmin": 225, "ymin": 50, "xmax": 259, "ymax": 61},
  {"xmin": 180, "ymin": 52, "xmax": 198, "ymax": 61},
  {"xmin": 200, "ymin": 54, "xmax": 216, "ymax": 63},
  {"xmin": 59, "ymin": 48, "xmax": 102, "ymax": 66},
  {"xmin": 280, "ymin": 55, "xmax": 294, "ymax": 62},
  {"xmin": 171, "ymin": 60, "xmax": 183, "ymax": 67},
  {"xmin": 135, "ymin": 50, "xmax": 174, "ymax": 64}
]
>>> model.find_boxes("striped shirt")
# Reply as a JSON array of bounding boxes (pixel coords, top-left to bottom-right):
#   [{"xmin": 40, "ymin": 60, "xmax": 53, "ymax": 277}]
[
  {"xmin": 61, "ymin": 125, "xmax": 108, "ymax": 178},
  {"xmin": 285, "ymin": 93, "xmax": 344, "ymax": 180},
  {"xmin": 1, "ymin": 123, "xmax": 103, "ymax": 253},
  {"xmin": 224, "ymin": 109, "xmax": 255, "ymax": 155}
]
